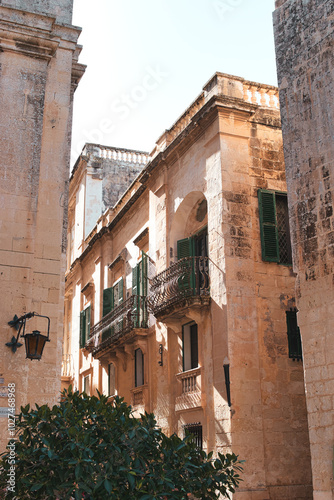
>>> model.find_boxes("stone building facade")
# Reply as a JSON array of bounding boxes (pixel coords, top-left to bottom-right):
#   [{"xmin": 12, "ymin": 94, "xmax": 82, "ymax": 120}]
[
  {"xmin": 64, "ymin": 72, "xmax": 313, "ymax": 498},
  {"xmin": 0, "ymin": 0, "xmax": 85, "ymax": 451},
  {"xmin": 273, "ymin": 1, "xmax": 334, "ymax": 498}
]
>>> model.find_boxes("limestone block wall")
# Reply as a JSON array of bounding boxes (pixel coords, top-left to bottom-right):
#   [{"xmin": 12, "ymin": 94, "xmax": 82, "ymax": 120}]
[
  {"xmin": 68, "ymin": 145, "xmax": 148, "ymax": 255},
  {"xmin": 0, "ymin": 3, "xmax": 84, "ymax": 451},
  {"xmin": 64, "ymin": 72, "xmax": 313, "ymax": 499},
  {"xmin": 0, "ymin": 0, "xmax": 73, "ymax": 24},
  {"xmin": 220, "ymin": 109, "xmax": 312, "ymax": 499},
  {"xmin": 274, "ymin": 1, "xmax": 334, "ymax": 497}
]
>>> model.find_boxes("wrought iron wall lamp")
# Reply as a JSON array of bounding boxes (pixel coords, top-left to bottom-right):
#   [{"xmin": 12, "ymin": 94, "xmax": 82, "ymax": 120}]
[{"xmin": 6, "ymin": 312, "xmax": 50, "ymax": 360}]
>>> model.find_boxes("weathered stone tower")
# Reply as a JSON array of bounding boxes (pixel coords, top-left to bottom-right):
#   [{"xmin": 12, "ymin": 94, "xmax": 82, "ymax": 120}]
[
  {"xmin": 0, "ymin": 0, "xmax": 85, "ymax": 450},
  {"xmin": 273, "ymin": 1, "xmax": 334, "ymax": 498}
]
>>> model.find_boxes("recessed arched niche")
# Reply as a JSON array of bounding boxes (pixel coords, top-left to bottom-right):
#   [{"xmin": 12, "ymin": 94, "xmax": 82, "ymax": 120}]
[{"xmin": 170, "ymin": 191, "xmax": 208, "ymax": 261}]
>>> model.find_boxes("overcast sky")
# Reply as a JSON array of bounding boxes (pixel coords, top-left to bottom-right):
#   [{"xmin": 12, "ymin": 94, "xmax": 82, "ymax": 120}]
[{"xmin": 71, "ymin": 0, "xmax": 277, "ymax": 167}]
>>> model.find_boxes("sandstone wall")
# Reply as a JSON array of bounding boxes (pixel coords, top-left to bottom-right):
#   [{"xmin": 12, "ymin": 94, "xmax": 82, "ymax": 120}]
[
  {"xmin": 0, "ymin": 0, "xmax": 73, "ymax": 24},
  {"xmin": 0, "ymin": 3, "xmax": 84, "ymax": 451},
  {"xmin": 274, "ymin": 1, "xmax": 334, "ymax": 498}
]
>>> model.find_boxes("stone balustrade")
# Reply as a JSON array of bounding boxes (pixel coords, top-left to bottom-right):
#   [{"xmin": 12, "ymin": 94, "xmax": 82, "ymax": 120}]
[
  {"xmin": 242, "ymin": 83, "xmax": 279, "ymax": 108},
  {"xmin": 83, "ymin": 143, "xmax": 149, "ymax": 164},
  {"xmin": 61, "ymin": 354, "xmax": 73, "ymax": 379},
  {"xmin": 153, "ymin": 73, "xmax": 279, "ymax": 156}
]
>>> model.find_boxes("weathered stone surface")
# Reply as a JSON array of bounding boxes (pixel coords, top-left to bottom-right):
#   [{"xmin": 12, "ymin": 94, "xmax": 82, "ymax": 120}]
[
  {"xmin": 274, "ymin": 0, "xmax": 334, "ymax": 497},
  {"xmin": 65, "ymin": 73, "xmax": 312, "ymax": 498},
  {"xmin": 0, "ymin": 1, "xmax": 84, "ymax": 452}
]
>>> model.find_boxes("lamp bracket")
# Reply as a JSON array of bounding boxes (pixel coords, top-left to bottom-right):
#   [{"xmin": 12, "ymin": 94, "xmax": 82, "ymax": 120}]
[{"xmin": 5, "ymin": 336, "xmax": 23, "ymax": 353}]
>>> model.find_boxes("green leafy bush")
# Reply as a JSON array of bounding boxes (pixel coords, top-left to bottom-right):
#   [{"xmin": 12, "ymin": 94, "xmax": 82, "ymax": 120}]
[{"xmin": 0, "ymin": 389, "xmax": 242, "ymax": 499}]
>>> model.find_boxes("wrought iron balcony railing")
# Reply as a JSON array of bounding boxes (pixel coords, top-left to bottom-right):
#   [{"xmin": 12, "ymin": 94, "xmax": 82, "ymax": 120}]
[
  {"xmin": 86, "ymin": 295, "xmax": 148, "ymax": 356},
  {"xmin": 147, "ymin": 256, "xmax": 210, "ymax": 317}
]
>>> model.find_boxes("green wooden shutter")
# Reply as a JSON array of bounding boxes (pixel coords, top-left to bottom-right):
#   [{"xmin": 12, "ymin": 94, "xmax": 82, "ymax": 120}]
[
  {"xmin": 86, "ymin": 306, "xmax": 91, "ymax": 344},
  {"xmin": 177, "ymin": 238, "xmax": 194, "ymax": 260},
  {"xmin": 177, "ymin": 238, "xmax": 195, "ymax": 292},
  {"xmin": 79, "ymin": 310, "xmax": 85, "ymax": 348},
  {"xmin": 141, "ymin": 252, "xmax": 148, "ymax": 327},
  {"xmin": 258, "ymin": 190, "xmax": 279, "ymax": 262},
  {"xmin": 103, "ymin": 287, "xmax": 114, "ymax": 317},
  {"xmin": 132, "ymin": 265, "xmax": 139, "ymax": 327},
  {"xmin": 286, "ymin": 309, "xmax": 302, "ymax": 360},
  {"xmin": 141, "ymin": 251, "xmax": 148, "ymax": 297},
  {"xmin": 132, "ymin": 265, "xmax": 138, "ymax": 295},
  {"xmin": 116, "ymin": 278, "xmax": 124, "ymax": 306}
]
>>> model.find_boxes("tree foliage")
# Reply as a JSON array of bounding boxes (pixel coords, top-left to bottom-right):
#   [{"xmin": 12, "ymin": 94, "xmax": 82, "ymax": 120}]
[{"xmin": 0, "ymin": 389, "xmax": 242, "ymax": 499}]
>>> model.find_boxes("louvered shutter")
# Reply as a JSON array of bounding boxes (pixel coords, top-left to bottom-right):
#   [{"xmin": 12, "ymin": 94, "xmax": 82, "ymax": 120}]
[
  {"xmin": 177, "ymin": 238, "xmax": 195, "ymax": 292},
  {"xmin": 258, "ymin": 190, "xmax": 279, "ymax": 262},
  {"xmin": 177, "ymin": 238, "xmax": 194, "ymax": 260},
  {"xmin": 132, "ymin": 265, "xmax": 139, "ymax": 327},
  {"xmin": 103, "ymin": 287, "xmax": 114, "ymax": 317},
  {"xmin": 79, "ymin": 310, "xmax": 85, "ymax": 348},
  {"xmin": 141, "ymin": 252, "xmax": 148, "ymax": 327},
  {"xmin": 86, "ymin": 306, "xmax": 91, "ymax": 344},
  {"xmin": 118, "ymin": 278, "xmax": 124, "ymax": 304}
]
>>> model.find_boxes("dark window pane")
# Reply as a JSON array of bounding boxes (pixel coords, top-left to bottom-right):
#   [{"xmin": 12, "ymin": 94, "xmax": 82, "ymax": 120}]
[{"xmin": 184, "ymin": 423, "xmax": 202, "ymax": 450}]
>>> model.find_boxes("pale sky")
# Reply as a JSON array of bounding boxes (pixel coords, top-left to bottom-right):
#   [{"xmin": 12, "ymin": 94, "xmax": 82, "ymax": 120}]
[{"xmin": 71, "ymin": 0, "xmax": 277, "ymax": 166}]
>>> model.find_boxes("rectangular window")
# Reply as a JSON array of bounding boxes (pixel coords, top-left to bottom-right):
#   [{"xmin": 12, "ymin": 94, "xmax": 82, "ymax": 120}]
[
  {"xmin": 177, "ymin": 229, "xmax": 208, "ymax": 293},
  {"xmin": 102, "ymin": 279, "xmax": 123, "ymax": 340},
  {"xmin": 83, "ymin": 375, "xmax": 90, "ymax": 395},
  {"xmin": 80, "ymin": 306, "xmax": 91, "ymax": 348},
  {"xmin": 286, "ymin": 309, "xmax": 302, "ymax": 361},
  {"xmin": 182, "ymin": 322, "xmax": 198, "ymax": 371},
  {"xmin": 135, "ymin": 348, "xmax": 144, "ymax": 387},
  {"xmin": 132, "ymin": 252, "xmax": 148, "ymax": 328},
  {"xmin": 108, "ymin": 363, "xmax": 116, "ymax": 396},
  {"xmin": 258, "ymin": 189, "xmax": 292, "ymax": 265},
  {"xmin": 184, "ymin": 423, "xmax": 203, "ymax": 450}
]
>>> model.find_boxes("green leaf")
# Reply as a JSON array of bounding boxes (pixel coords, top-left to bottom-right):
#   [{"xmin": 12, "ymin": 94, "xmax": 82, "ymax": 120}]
[
  {"xmin": 104, "ymin": 479, "xmax": 112, "ymax": 493},
  {"xmin": 30, "ymin": 483, "xmax": 44, "ymax": 491}
]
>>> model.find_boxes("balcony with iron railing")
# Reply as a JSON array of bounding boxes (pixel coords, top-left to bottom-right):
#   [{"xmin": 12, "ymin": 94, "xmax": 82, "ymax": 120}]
[
  {"xmin": 85, "ymin": 295, "xmax": 148, "ymax": 357},
  {"xmin": 146, "ymin": 256, "xmax": 210, "ymax": 319}
]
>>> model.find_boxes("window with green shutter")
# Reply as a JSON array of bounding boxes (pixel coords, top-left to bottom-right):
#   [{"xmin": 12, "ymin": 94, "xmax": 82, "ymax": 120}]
[
  {"xmin": 102, "ymin": 279, "xmax": 124, "ymax": 340},
  {"xmin": 79, "ymin": 306, "xmax": 91, "ymax": 348},
  {"xmin": 132, "ymin": 252, "xmax": 148, "ymax": 328},
  {"xmin": 286, "ymin": 309, "xmax": 302, "ymax": 361},
  {"xmin": 258, "ymin": 189, "xmax": 292, "ymax": 265},
  {"xmin": 102, "ymin": 287, "xmax": 114, "ymax": 318}
]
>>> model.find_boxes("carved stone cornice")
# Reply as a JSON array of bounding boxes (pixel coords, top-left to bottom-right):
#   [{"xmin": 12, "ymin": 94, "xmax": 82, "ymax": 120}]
[{"xmin": 0, "ymin": 5, "xmax": 84, "ymax": 61}]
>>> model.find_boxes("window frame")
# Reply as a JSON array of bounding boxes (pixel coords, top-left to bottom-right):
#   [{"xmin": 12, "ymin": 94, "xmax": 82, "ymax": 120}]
[
  {"xmin": 286, "ymin": 308, "xmax": 302, "ymax": 361},
  {"xmin": 79, "ymin": 305, "xmax": 91, "ymax": 348},
  {"xmin": 108, "ymin": 362, "xmax": 116, "ymax": 396},
  {"xmin": 182, "ymin": 321, "xmax": 199, "ymax": 372},
  {"xmin": 134, "ymin": 348, "xmax": 144, "ymax": 387},
  {"xmin": 258, "ymin": 189, "xmax": 292, "ymax": 265},
  {"xmin": 183, "ymin": 423, "xmax": 203, "ymax": 450},
  {"xmin": 83, "ymin": 374, "xmax": 90, "ymax": 395}
]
